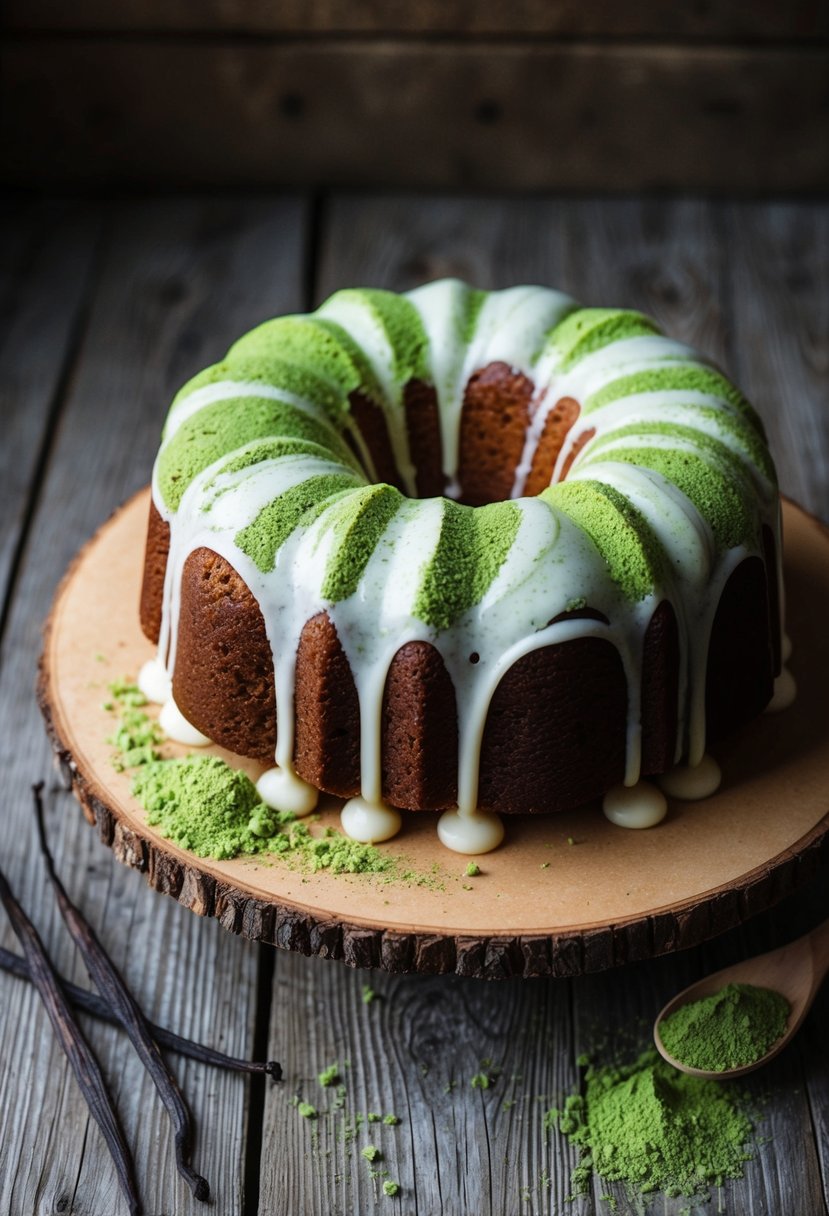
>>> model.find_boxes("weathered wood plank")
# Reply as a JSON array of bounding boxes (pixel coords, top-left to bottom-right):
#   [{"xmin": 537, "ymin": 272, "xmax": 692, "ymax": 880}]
[
  {"xmin": 725, "ymin": 201, "xmax": 829, "ymax": 521},
  {"xmin": 2, "ymin": 42, "xmax": 828, "ymax": 192},
  {"xmin": 4, "ymin": 0, "xmax": 827, "ymax": 39},
  {"xmin": 0, "ymin": 196, "xmax": 307, "ymax": 1215},
  {"xmin": 0, "ymin": 201, "xmax": 100, "ymax": 616},
  {"xmin": 261, "ymin": 952, "xmax": 585, "ymax": 1216}
]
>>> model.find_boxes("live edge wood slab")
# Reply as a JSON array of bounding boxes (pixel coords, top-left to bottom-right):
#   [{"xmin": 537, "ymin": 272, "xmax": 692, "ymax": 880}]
[{"xmin": 38, "ymin": 488, "xmax": 829, "ymax": 979}]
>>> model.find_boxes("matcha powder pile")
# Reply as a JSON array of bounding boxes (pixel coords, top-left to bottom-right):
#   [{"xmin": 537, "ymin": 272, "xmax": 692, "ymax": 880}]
[
  {"xmin": 658, "ymin": 982, "xmax": 790, "ymax": 1072},
  {"xmin": 549, "ymin": 1050, "xmax": 753, "ymax": 1199},
  {"xmin": 132, "ymin": 756, "xmax": 277, "ymax": 860}
]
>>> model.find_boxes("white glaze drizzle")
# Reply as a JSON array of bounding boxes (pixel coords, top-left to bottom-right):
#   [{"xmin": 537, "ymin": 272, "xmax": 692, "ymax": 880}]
[
  {"xmin": 602, "ymin": 781, "xmax": 668, "ymax": 829},
  {"xmin": 341, "ymin": 797, "xmax": 402, "ymax": 844},
  {"xmin": 148, "ymin": 283, "xmax": 782, "ymax": 854},
  {"xmin": 159, "ymin": 698, "xmax": 211, "ymax": 747},
  {"xmin": 658, "ymin": 753, "xmax": 722, "ymax": 800},
  {"xmin": 137, "ymin": 657, "xmax": 172, "ymax": 706},
  {"xmin": 766, "ymin": 667, "xmax": 797, "ymax": 712},
  {"xmin": 256, "ymin": 767, "xmax": 318, "ymax": 817}
]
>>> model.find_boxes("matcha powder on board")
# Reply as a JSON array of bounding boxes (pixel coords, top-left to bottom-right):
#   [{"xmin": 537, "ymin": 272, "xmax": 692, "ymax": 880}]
[
  {"xmin": 132, "ymin": 756, "xmax": 277, "ymax": 860},
  {"xmin": 549, "ymin": 1050, "xmax": 753, "ymax": 1199},
  {"xmin": 658, "ymin": 982, "xmax": 790, "ymax": 1072}
]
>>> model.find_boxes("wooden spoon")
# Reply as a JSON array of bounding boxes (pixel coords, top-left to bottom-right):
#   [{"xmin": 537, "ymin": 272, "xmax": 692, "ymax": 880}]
[{"xmin": 654, "ymin": 917, "xmax": 829, "ymax": 1079}]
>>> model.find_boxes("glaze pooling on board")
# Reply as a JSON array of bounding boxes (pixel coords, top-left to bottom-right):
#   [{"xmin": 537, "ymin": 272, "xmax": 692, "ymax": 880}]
[{"xmin": 148, "ymin": 280, "xmax": 782, "ymax": 852}]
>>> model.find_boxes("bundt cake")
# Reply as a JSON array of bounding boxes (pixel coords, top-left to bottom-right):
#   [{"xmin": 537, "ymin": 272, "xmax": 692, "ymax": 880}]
[{"xmin": 138, "ymin": 280, "xmax": 786, "ymax": 854}]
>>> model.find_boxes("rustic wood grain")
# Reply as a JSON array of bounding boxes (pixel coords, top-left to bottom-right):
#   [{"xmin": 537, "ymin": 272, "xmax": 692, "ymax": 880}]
[
  {"xmin": 5, "ymin": 0, "xmax": 827, "ymax": 38},
  {"xmin": 725, "ymin": 201, "xmax": 829, "ymax": 522},
  {"xmin": 2, "ymin": 41, "xmax": 828, "ymax": 192},
  {"xmin": 0, "ymin": 196, "xmax": 308, "ymax": 1215},
  {"xmin": 0, "ymin": 201, "xmax": 101, "ymax": 620}
]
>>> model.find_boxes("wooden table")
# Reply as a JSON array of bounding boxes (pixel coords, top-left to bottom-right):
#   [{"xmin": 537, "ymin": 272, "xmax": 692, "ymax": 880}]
[{"xmin": 1, "ymin": 193, "xmax": 827, "ymax": 1216}]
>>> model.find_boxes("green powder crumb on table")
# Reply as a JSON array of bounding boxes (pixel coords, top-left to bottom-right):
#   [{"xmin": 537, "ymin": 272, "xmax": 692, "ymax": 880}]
[
  {"xmin": 382, "ymin": 1180, "xmax": 399, "ymax": 1197},
  {"xmin": 297, "ymin": 1101, "xmax": 317, "ymax": 1120},
  {"xmin": 658, "ymin": 982, "xmax": 790, "ymax": 1071},
  {"xmin": 465, "ymin": 862, "xmax": 481, "ymax": 877},
  {"xmin": 548, "ymin": 1048, "xmax": 753, "ymax": 1199},
  {"xmin": 362, "ymin": 984, "xmax": 377, "ymax": 1004},
  {"xmin": 318, "ymin": 1062, "xmax": 340, "ymax": 1088},
  {"xmin": 383, "ymin": 1114, "xmax": 400, "ymax": 1125},
  {"xmin": 361, "ymin": 1145, "xmax": 380, "ymax": 1162},
  {"xmin": 470, "ymin": 1072, "xmax": 491, "ymax": 1090}
]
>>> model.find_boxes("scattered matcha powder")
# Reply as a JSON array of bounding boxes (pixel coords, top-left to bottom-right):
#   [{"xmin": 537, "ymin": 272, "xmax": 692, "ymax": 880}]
[
  {"xmin": 382, "ymin": 1114, "xmax": 400, "ymax": 1126},
  {"xmin": 108, "ymin": 678, "xmax": 148, "ymax": 708},
  {"xmin": 382, "ymin": 1180, "xmax": 399, "ymax": 1197},
  {"xmin": 548, "ymin": 1049, "xmax": 753, "ymax": 1199},
  {"xmin": 297, "ymin": 1101, "xmax": 317, "ymax": 1120},
  {"xmin": 362, "ymin": 984, "xmax": 377, "ymax": 1004},
  {"xmin": 465, "ymin": 862, "xmax": 481, "ymax": 877},
  {"xmin": 361, "ymin": 1145, "xmax": 380, "ymax": 1162},
  {"xmin": 132, "ymin": 756, "xmax": 278, "ymax": 860},
  {"xmin": 658, "ymin": 982, "xmax": 790, "ymax": 1072},
  {"xmin": 471, "ymin": 1072, "xmax": 492, "ymax": 1090},
  {"xmin": 318, "ymin": 1062, "xmax": 340, "ymax": 1088},
  {"xmin": 109, "ymin": 708, "xmax": 164, "ymax": 772},
  {"xmin": 108, "ymin": 674, "xmax": 452, "ymax": 881},
  {"xmin": 106, "ymin": 681, "xmax": 164, "ymax": 771}
]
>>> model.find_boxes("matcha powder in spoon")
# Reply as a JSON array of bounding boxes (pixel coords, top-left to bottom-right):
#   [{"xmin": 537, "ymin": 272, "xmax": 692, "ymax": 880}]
[{"xmin": 659, "ymin": 982, "xmax": 790, "ymax": 1072}]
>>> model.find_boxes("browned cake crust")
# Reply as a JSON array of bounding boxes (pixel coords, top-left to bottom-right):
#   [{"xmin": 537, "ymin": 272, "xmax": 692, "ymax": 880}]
[
  {"xmin": 381, "ymin": 641, "xmax": 458, "ymax": 809},
  {"xmin": 172, "ymin": 548, "xmax": 276, "ymax": 764},
  {"xmin": 140, "ymin": 365, "xmax": 779, "ymax": 816},
  {"xmin": 478, "ymin": 637, "xmax": 628, "ymax": 814},
  {"xmin": 457, "ymin": 362, "xmax": 534, "ymax": 506},
  {"xmin": 404, "ymin": 380, "xmax": 445, "ymax": 497},
  {"xmin": 524, "ymin": 396, "xmax": 581, "ymax": 496},
  {"xmin": 140, "ymin": 498, "xmax": 170, "ymax": 644},
  {"xmin": 347, "ymin": 391, "xmax": 404, "ymax": 490},
  {"xmin": 705, "ymin": 555, "xmax": 774, "ymax": 744}
]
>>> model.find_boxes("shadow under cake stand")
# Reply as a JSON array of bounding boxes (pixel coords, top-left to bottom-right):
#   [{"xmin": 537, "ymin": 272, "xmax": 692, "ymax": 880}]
[{"xmin": 38, "ymin": 490, "xmax": 829, "ymax": 979}]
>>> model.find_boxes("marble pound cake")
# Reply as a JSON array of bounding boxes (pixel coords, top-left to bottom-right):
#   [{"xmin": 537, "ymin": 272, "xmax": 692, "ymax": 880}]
[{"xmin": 138, "ymin": 281, "xmax": 785, "ymax": 854}]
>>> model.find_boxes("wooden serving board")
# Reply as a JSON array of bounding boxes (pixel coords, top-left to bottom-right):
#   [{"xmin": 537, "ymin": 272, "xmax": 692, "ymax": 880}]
[{"xmin": 38, "ymin": 489, "xmax": 829, "ymax": 978}]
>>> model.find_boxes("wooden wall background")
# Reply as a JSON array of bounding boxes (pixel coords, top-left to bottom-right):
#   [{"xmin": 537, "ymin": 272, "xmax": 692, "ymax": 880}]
[{"xmin": 2, "ymin": 2, "xmax": 829, "ymax": 192}]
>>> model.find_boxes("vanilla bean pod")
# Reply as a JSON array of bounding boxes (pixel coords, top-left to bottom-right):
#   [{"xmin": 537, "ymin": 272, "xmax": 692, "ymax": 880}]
[
  {"xmin": 0, "ymin": 862, "xmax": 142, "ymax": 1216},
  {"xmin": 0, "ymin": 944, "xmax": 281, "ymax": 1080},
  {"xmin": 34, "ymin": 784, "xmax": 210, "ymax": 1203}
]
